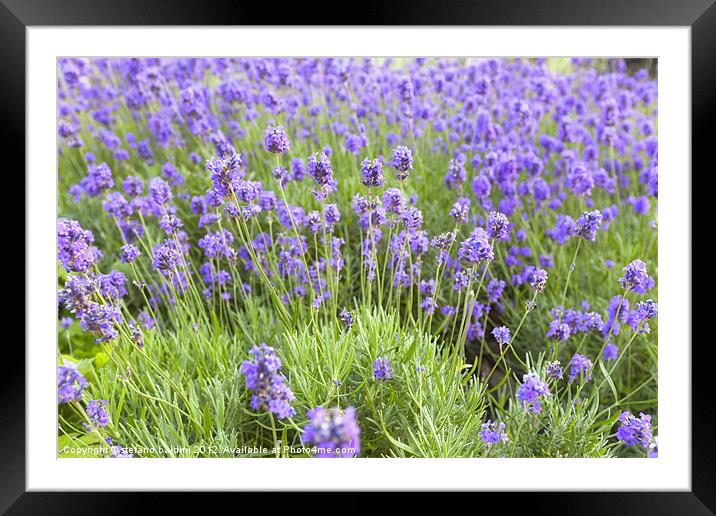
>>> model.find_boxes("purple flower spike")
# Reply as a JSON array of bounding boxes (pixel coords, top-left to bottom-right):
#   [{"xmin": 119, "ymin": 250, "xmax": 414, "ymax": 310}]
[{"xmin": 302, "ymin": 406, "xmax": 361, "ymax": 458}]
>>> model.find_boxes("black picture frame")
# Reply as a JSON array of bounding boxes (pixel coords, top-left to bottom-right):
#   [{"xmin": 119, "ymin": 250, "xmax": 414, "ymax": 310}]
[{"xmin": 3, "ymin": 0, "xmax": 709, "ymax": 513}]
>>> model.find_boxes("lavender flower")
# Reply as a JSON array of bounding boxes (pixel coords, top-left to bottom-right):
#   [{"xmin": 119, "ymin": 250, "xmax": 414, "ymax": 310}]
[
  {"xmin": 57, "ymin": 364, "xmax": 88, "ymax": 404},
  {"xmin": 240, "ymin": 343, "xmax": 296, "ymax": 419},
  {"xmin": 627, "ymin": 299, "xmax": 658, "ymax": 333},
  {"xmin": 573, "ymin": 210, "xmax": 602, "ymax": 241},
  {"xmin": 96, "ymin": 270, "xmax": 127, "ymax": 299},
  {"xmin": 492, "ymin": 326, "xmax": 511, "ymax": 347},
  {"xmin": 383, "ymin": 188, "xmax": 404, "ymax": 214},
  {"xmin": 444, "ymin": 157, "xmax": 466, "ymax": 189},
  {"xmin": 106, "ymin": 437, "xmax": 134, "ymax": 458},
  {"xmin": 528, "ymin": 269, "xmax": 548, "ymax": 293},
  {"xmin": 546, "ymin": 215, "xmax": 575, "ymax": 245},
  {"xmin": 566, "ymin": 161, "xmax": 594, "ymax": 197},
  {"xmin": 373, "ymin": 356, "xmax": 391, "ymax": 381},
  {"xmin": 401, "ymin": 206, "xmax": 423, "ymax": 231},
  {"xmin": 391, "ymin": 145, "xmax": 413, "ymax": 181},
  {"xmin": 339, "ymin": 308, "xmax": 354, "ymax": 329},
  {"xmin": 291, "ymin": 158, "xmax": 306, "ymax": 181},
  {"xmin": 206, "ymin": 152, "xmax": 243, "ymax": 198},
  {"xmin": 516, "ymin": 372, "xmax": 550, "ymax": 414},
  {"xmin": 420, "ymin": 279, "xmax": 435, "ymax": 296},
  {"xmin": 149, "ymin": 176, "xmax": 172, "ymax": 206},
  {"xmin": 449, "ymin": 200, "xmax": 470, "ymax": 224},
  {"xmin": 431, "ymin": 231, "xmax": 456, "ymax": 252},
  {"xmin": 360, "ymin": 158, "xmax": 385, "ymax": 188},
  {"xmin": 307, "ymin": 152, "xmax": 337, "ymax": 200},
  {"xmin": 547, "ymin": 318, "xmax": 571, "ymax": 341},
  {"xmin": 58, "ymin": 275, "xmax": 96, "ymax": 315},
  {"xmin": 119, "ymin": 244, "xmax": 141, "ymax": 264},
  {"xmin": 568, "ymin": 353, "xmax": 593, "ymax": 382},
  {"xmin": 263, "ymin": 125, "xmax": 291, "ymax": 154},
  {"xmin": 302, "ymin": 406, "xmax": 361, "ymax": 458},
  {"xmin": 84, "ymin": 399, "xmax": 110, "ymax": 431},
  {"xmin": 397, "ymin": 76, "xmax": 414, "ymax": 103},
  {"xmin": 159, "ymin": 213, "xmax": 183, "ymax": 234},
  {"xmin": 102, "ymin": 192, "xmax": 132, "ymax": 219},
  {"xmin": 82, "ymin": 163, "xmax": 114, "ymax": 196},
  {"xmin": 472, "ymin": 174, "xmax": 491, "ymax": 199},
  {"xmin": 79, "ymin": 303, "xmax": 122, "ymax": 342},
  {"xmin": 152, "ymin": 241, "xmax": 183, "ymax": 276},
  {"xmin": 421, "ymin": 297, "xmax": 437, "ymax": 315},
  {"xmin": 546, "ymin": 361, "xmax": 563, "ymax": 380},
  {"xmin": 138, "ymin": 310, "xmax": 155, "ymax": 330},
  {"xmin": 604, "ymin": 342, "xmax": 619, "ymax": 361},
  {"xmin": 258, "ymin": 190, "xmax": 277, "ymax": 212},
  {"xmin": 480, "ymin": 420, "xmax": 509, "ymax": 448},
  {"xmin": 161, "ymin": 161, "xmax": 184, "ymax": 186},
  {"xmin": 619, "ymin": 259, "xmax": 650, "ymax": 292},
  {"xmin": 487, "ymin": 278, "xmax": 505, "ymax": 302},
  {"xmin": 129, "ymin": 320, "xmax": 144, "ymax": 349},
  {"xmin": 324, "ymin": 203, "xmax": 341, "ymax": 229},
  {"xmin": 486, "ymin": 211, "xmax": 511, "ymax": 241},
  {"xmin": 458, "ymin": 227, "xmax": 494, "ymax": 264},
  {"xmin": 453, "ymin": 269, "xmax": 476, "ymax": 291},
  {"xmin": 616, "ymin": 411, "xmax": 653, "ymax": 448},
  {"xmin": 57, "ymin": 218, "xmax": 101, "ymax": 273}
]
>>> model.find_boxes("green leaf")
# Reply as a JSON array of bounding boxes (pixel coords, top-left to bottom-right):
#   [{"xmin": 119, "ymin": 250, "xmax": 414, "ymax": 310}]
[
  {"xmin": 599, "ymin": 361, "xmax": 619, "ymax": 401},
  {"xmin": 94, "ymin": 351, "xmax": 109, "ymax": 369},
  {"xmin": 202, "ymin": 402, "xmax": 212, "ymax": 436},
  {"xmin": 211, "ymin": 310, "xmax": 221, "ymax": 340}
]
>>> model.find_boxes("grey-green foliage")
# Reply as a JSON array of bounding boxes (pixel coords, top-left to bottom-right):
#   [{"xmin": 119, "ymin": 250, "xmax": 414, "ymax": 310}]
[
  {"xmin": 87, "ymin": 326, "xmax": 251, "ymax": 457},
  {"xmin": 280, "ymin": 306, "xmax": 488, "ymax": 457},
  {"xmin": 504, "ymin": 389, "xmax": 617, "ymax": 458}
]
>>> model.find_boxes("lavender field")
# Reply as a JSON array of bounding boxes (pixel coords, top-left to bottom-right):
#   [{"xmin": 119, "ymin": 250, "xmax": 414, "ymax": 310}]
[{"xmin": 57, "ymin": 57, "xmax": 658, "ymax": 458}]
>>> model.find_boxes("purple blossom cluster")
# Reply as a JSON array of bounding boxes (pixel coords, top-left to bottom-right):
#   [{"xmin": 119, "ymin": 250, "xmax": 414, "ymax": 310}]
[
  {"xmin": 339, "ymin": 308, "xmax": 354, "ymax": 329},
  {"xmin": 263, "ymin": 126, "xmax": 291, "ymax": 154},
  {"xmin": 616, "ymin": 411, "xmax": 653, "ymax": 448},
  {"xmin": 84, "ymin": 399, "xmax": 111, "ymax": 431},
  {"xmin": 57, "ymin": 218, "xmax": 102, "ymax": 272},
  {"xmin": 391, "ymin": 145, "xmax": 413, "ymax": 181},
  {"xmin": 546, "ymin": 305, "xmax": 604, "ymax": 341},
  {"xmin": 545, "ymin": 361, "xmax": 564, "ymax": 380},
  {"xmin": 492, "ymin": 326, "xmax": 511, "ymax": 347},
  {"xmin": 206, "ymin": 152, "xmax": 244, "ymax": 199},
  {"xmin": 568, "ymin": 353, "xmax": 594, "ymax": 383},
  {"xmin": 240, "ymin": 343, "xmax": 296, "ymax": 419},
  {"xmin": 302, "ymin": 406, "xmax": 361, "ymax": 458},
  {"xmin": 57, "ymin": 364, "xmax": 88, "ymax": 404},
  {"xmin": 359, "ymin": 158, "xmax": 385, "ymax": 188},
  {"xmin": 480, "ymin": 420, "xmax": 509, "ymax": 448},
  {"xmin": 516, "ymin": 372, "xmax": 550, "ymax": 414},
  {"xmin": 373, "ymin": 356, "xmax": 392, "ymax": 381},
  {"xmin": 57, "ymin": 222, "xmax": 127, "ymax": 344},
  {"xmin": 307, "ymin": 152, "xmax": 337, "ymax": 200},
  {"xmin": 458, "ymin": 227, "xmax": 494, "ymax": 264},
  {"xmin": 619, "ymin": 259, "xmax": 651, "ymax": 293}
]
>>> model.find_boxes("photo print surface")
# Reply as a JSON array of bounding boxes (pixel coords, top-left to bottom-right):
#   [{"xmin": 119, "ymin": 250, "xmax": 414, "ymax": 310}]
[{"xmin": 56, "ymin": 57, "xmax": 658, "ymax": 459}]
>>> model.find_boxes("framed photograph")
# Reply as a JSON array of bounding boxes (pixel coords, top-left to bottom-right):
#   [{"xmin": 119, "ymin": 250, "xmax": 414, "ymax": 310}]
[{"xmin": 5, "ymin": 0, "xmax": 710, "ymax": 512}]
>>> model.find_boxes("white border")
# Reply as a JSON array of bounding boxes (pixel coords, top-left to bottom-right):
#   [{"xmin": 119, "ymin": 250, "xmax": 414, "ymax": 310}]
[{"xmin": 27, "ymin": 27, "xmax": 691, "ymax": 490}]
